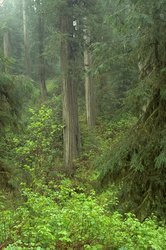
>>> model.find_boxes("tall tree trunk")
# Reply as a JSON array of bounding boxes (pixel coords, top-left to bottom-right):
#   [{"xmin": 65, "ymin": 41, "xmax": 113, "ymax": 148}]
[
  {"xmin": 37, "ymin": 0, "xmax": 47, "ymax": 100},
  {"xmin": 22, "ymin": 0, "xmax": 31, "ymax": 76},
  {"xmin": 60, "ymin": 7, "xmax": 80, "ymax": 174},
  {"xmin": 84, "ymin": 22, "xmax": 95, "ymax": 128},
  {"xmin": 3, "ymin": 31, "xmax": 11, "ymax": 58}
]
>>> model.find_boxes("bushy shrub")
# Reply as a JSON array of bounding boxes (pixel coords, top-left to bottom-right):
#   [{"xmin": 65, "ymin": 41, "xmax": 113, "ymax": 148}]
[
  {"xmin": 12, "ymin": 105, "xmax": 63, "ymax": 185},
  {"xmin": 1, "ymin": 183, "xmax": 166, "ymax": 250}
]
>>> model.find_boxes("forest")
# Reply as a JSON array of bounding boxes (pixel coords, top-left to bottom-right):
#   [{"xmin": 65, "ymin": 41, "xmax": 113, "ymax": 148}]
[{"xmin": 0, "ymin": 0, "xmax": 166, "ymax": 249}]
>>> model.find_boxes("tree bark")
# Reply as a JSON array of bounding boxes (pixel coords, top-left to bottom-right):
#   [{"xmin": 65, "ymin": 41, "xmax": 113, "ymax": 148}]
[
  {"xmin": 84, "ymin": 22, "xmax": 95, "ymax": 128},
  {"xmin": 37, "ymin": 0, "xmax": 47, "ymax": 100},
  {"xmin": 22, "ymin": 0, "xmax": 31, "ymax": 76},
  {"xmin": 3, "ymin": 31, "xmax": 11, "ymax": 58},
  {"xmin": 60, "ymin": 5, "xmax": 80, "ymax": 174}
]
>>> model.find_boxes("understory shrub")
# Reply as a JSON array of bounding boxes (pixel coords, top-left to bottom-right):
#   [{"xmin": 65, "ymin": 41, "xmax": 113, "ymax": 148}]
[
  {"xmin": 11, "ymin": 104, "xmax": 63, "ymax": 186},
  {"xmin": 0, "ymin": 182, "xmax": 166, "ymax": 250}
]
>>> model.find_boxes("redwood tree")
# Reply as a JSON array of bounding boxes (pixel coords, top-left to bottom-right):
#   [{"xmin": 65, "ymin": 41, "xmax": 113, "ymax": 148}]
[{"xmin": 60, "ymin": 0, "xmax": 80, "ymax": 174}]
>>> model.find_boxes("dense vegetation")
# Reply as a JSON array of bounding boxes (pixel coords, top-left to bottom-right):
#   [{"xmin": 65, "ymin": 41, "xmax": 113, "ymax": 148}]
[{"xmin": 0, "ymin": 0, "xmax": 166, "ymax": 249}]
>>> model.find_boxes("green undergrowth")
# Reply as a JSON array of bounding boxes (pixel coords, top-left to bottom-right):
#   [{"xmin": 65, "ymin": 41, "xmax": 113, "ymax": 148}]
[
  {"xmin": 1, "ymin": 105, "xmax": 166, "ymax": 250},
  {"xmin": 98, "ymin": 95, "xmax": 166, "ymax": 219},
  {"xmin": 75, "ymin": 114, "xmax": 137, "ymax": 183},
  {"xmin": 0, "ymin": 103, "xmax": 63, "ymax": 190},
  {"xmin": 1, "ymin": 180, "xmax": 166, "ymax": 250}
]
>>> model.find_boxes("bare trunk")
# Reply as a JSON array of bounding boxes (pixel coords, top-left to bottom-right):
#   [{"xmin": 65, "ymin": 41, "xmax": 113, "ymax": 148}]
[
  {"xmin": 84, "ymin": 23, "xmax": 95, "ymax": 128},
  {"xmin": 37, "ymin": 0, "xmax": 47, "ymax": 100},
  {"xmin": 3, "ymin": 31, "xmax": 11, "ymax": 58},
  {"xmin": 22, "ymin": 0, "xmax": 31, "ymax": 75},
  {"xmin": 60, "ymin": 11, "xmax": 80, "ymax": 174}
]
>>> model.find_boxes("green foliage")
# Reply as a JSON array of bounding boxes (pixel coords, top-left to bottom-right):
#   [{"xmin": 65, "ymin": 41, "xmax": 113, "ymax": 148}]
[
  {"xmin": 12, "ymin": 104, "xmax": 63, "ymax": 185},
  {"xmin": 1, "ymin": 183, "xmax": 166, "ymax": 249},
  {"xmin": 0, "ymin": 57, "xmax": 39, "ymax": 188},
  {"xmin": 99, "ymin": 110, "xmax": 166, "ymax": 218},
  {"xmin": 93, "ymin": 114, "xmax": 137, "ymax": 174},
  {"xmin": 104, "ymin": 114, "xmax": 137, "ymax": 140},
  {"xmin": 0, "ymin": 71, "xmax": 38, "ymax": 128},
  {"xmin": 97, "ymin": 0, "xmax": 166, "ymax": 219},
  {"xmin": 1, "ymin": 1, "xmax": 166, "ymax": 249},
  {"xmin": 91, "ymin": 0, "xmax": 139, "ymax": 120}
]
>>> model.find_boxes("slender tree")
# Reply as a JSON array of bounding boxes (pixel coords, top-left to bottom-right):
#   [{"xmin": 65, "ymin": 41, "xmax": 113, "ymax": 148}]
[
  {"xmin": 36, "ymin": 0, "xmax": 47, "ymax": 99},
  {"xmin": 84, "ymin": 20, "xmax": 95, "ymax": 128},
  {"xmin": 22, "ymin": 0, "xmax": 31, "ymax": 75},
  {"xmin": 3, "ymin": 30, "xmax": 11, "ymax": 57}
]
